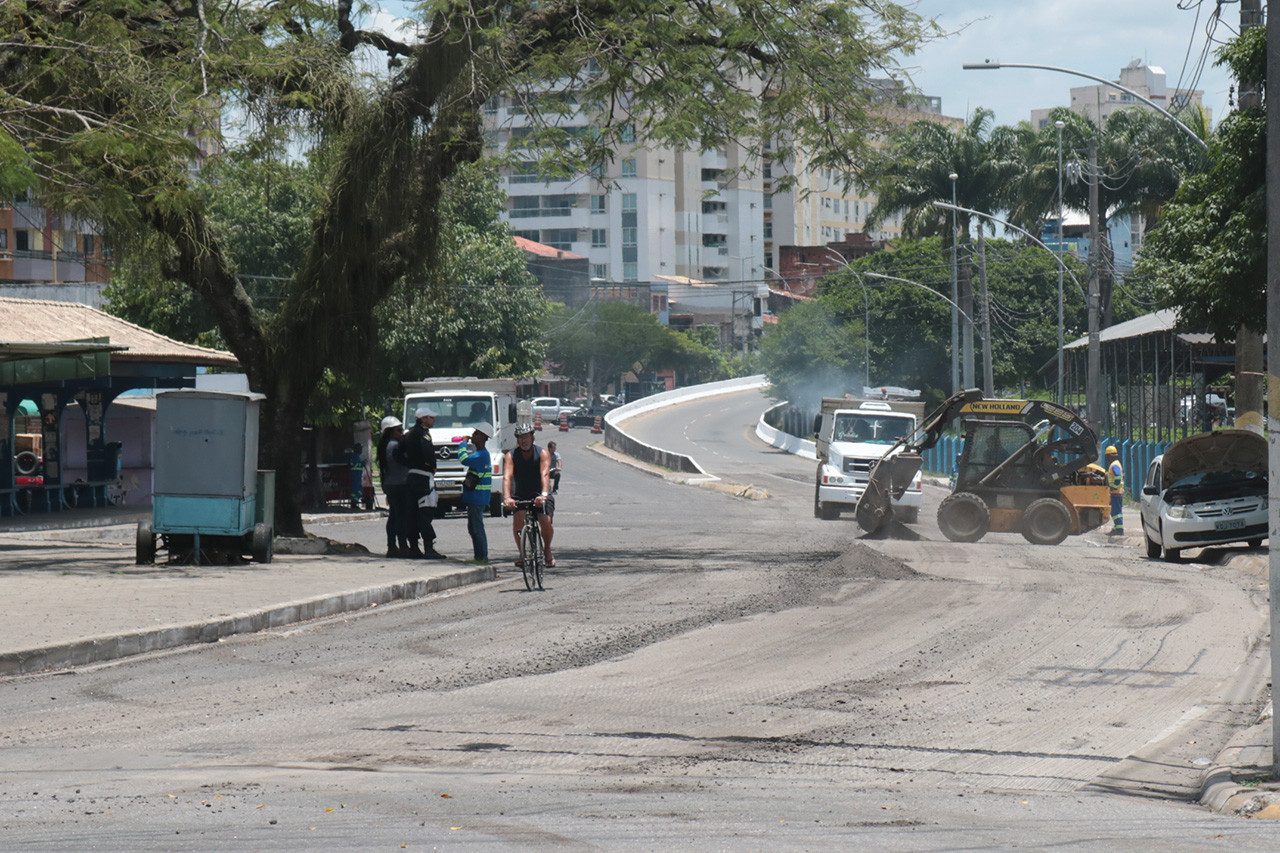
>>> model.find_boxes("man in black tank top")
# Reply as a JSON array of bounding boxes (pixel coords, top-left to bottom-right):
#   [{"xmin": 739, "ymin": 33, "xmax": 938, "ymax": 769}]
[{"xmin": 503, "ymin": 422, "xmax": 555, "ymax": 567}]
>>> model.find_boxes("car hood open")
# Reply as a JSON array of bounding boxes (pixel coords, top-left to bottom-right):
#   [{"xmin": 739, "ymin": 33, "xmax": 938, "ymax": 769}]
[{"xmin": 1161, "ymin": 429, "xmax": 1267, "ymax": 489}]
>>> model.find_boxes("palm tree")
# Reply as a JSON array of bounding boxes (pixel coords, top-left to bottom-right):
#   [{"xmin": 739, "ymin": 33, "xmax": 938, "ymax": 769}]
[
  {"xmin": 863, "ymin": 108, "xmax": 1022, "ymax": 387},
  {"xmin": 1011, "ymin": 106, "xmax": 1208, "ymax": 326}
]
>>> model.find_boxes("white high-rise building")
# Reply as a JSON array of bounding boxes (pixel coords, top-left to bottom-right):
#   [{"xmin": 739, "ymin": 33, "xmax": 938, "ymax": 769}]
[
  {"xmin": 1029, "ymin": 59, "xmax": 1206, "ymax": 131},
  {"xmin": 486, "ymin": 80, "xmax": 958, "ymax": 320}
]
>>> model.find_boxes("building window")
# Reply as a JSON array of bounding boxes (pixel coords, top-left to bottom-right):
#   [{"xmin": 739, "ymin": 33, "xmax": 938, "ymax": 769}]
[
  {"xmin": 764, "ymin": 252, "xmax": 773, "ymax": 269},
  {"xmin": 591, "ymin": 229, "xmax": 607, "ymax": 248},
  {"xmin": 83, "ymin": 234, "xmax": 94, "ymax": 254},
  {"xmin": 591, "ymin": 195, "xmax": 606, "ymax": 214},
  {"xmin": 623, "ymin": 262, "xmax": 638, "ymax": 281},
  {"xmin": 622, "ymin": 193, "xmax": 637, "ymax": 213},
  {"xmin": 700, "ymin": 168, "xmax": 724, "ymax": 182},
  {"xmin": 701, "ymin": 201, "xmax": 727, "ymax": 214},
  {"xmin": 14, "ymin": 229, "xmax": 29, "ymax": 252},
  {"xmin": 483, "ymin": 97, "xmax": 498, "ymax": 114},
  {"xmin": 652, "ymin": 294, "xmax": 668, "ymax": 313},
  {"xmin": 592, "ymin": 263, "xmax": 609, "ymax": 280},
  {"xmin": 0, "ymin": 229, "xmax": 6, "ymax": 250},
  {"xmin": 541, "ymin": 229, "xmax": 578, "ymax": 250},
  {"xmin": 763, "ymin": 222, "xmax": 773, "ymax": 239},
  {"xmin": 763, "ymin": 194, "xmax": 772, "ymax": 211},
  {"xmin": 622, "ymin": 227, "xmax": 637, "ymax": 246},
  {"xmin": 513, "ymin": 230, "xmax": 540, "ymax": 242},
  {"xmin": 620, "ymin": 124, "xmax": 635, "ymax": 143},
  {"xmin": 621, "ymin": 158, "xmax": 637, "ymax": 178}
]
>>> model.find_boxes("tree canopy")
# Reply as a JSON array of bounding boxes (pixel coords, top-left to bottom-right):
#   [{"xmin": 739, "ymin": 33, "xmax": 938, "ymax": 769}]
[
  {"xmin": 1134, "ymin": 26, "xmax": 1265, "ymax": 341},
  {"xmin": 2, "ymin": 0, "xmax": 941, "ymax": 533}
]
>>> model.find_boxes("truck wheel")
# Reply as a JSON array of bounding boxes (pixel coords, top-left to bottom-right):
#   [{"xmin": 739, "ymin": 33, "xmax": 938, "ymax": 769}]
[
  {"xmin": 135, "ymin": 520, "xmax": 156, "ymax": 565},
  {"xmin": 251, "ymin": 523, "xmax": 274, "ymax": 564},
  {"xmin": 898, "ymin": 506, "xmax": 919, "ymax": 525},
  {"xmin": 15, "ymin": 450, "xmax": 39, "ymax": 475},
  {"xmin": 937, "ymin": 492, "xmax": 990, "ymax": 543},
  {"xmin": 813, "ymin": 482, "xmax": 822, "ymax": 518},
  {"xmin": 1020, "ymin": 498, "xmax": 1072, "ymax": 546}
]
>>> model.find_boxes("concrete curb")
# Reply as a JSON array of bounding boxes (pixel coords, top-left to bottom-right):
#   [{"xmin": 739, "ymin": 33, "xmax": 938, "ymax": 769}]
[{"xmin": 0, "ymin": 565, "xmax": 496, "ymax": 677}]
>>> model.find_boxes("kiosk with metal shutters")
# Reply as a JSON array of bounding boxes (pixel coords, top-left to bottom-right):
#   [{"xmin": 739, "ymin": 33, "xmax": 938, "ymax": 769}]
[{"xmin": 136, "ymin": 389, "xmax": 274, "ymax": 565}]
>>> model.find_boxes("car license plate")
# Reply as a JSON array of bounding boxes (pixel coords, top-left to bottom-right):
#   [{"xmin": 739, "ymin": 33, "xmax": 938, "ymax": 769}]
[{"xmin": 1215, "ymin": 519, "xmax": 1245, "ymax": 531}]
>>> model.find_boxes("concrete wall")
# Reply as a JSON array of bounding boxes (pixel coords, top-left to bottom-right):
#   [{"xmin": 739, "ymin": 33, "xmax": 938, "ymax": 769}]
[{"xmin": 604, "ymin": 375, "xmax": 770, "ymax": 473}]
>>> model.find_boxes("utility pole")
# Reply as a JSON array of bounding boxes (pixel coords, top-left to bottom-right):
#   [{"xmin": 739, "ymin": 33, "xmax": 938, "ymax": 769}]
[
  {"xmin": 976, "ymin": 225, "xmax": 993, "ymax": 395},
  {"xmin": 1087, "ymin": 137, "xmax": 1102, "ymax": 440},
  {"xmin": 1236, "ymin": 0, "xmax": 1265, "ymax": 434},
  {"xmin": 1264, "ymin": 0, "xmax": 1279, "ymax": 776}
]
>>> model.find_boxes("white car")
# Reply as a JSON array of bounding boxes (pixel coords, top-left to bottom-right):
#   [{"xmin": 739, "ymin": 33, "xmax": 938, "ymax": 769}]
[
  {"xmin": 530, "ymin": 397, "xmax": 576, "ymax": 422},
  {"xmin": 1139, "ymin": 429, "xmax": 1268, "ymax": 561}
]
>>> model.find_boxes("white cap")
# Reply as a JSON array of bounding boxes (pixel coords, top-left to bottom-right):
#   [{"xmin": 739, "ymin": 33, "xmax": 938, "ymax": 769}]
[
  {"xmin": 470, "ymin": 424, "xmax": 492, "ymax": 439},
  {"xmin": 415, "ymin": 406, "xmax": 437, "ymax": 419}
]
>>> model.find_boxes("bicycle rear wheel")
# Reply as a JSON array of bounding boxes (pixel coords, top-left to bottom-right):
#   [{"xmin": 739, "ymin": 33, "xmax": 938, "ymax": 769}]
[{"xmin": 521, "ymin": 523, "xmax": 539, "ymax": 591}]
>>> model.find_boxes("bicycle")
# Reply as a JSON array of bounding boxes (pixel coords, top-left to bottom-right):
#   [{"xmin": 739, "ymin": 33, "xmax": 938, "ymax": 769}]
[{"xmin": 513, "ymin": 499, "xmax": 545, "ymax": 591}]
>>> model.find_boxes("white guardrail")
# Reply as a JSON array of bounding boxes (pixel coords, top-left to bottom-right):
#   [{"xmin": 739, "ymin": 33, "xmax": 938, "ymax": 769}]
[{"xmin": 603, "ymin": 376, "xmax": 771, "ymax": 476}]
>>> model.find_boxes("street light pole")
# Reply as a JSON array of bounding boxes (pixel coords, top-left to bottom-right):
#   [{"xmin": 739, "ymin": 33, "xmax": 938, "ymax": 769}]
[
  {"xmin": 962, "ymin": 61, "xmax": 1208, "ymax": 151},
  {"xmin": 949, "ymin": 172, "xmax": 960, "ymax": 395},
  {"xmin": 1056, "ymin": 119, "xmax": 1066, "ymax": 406}
]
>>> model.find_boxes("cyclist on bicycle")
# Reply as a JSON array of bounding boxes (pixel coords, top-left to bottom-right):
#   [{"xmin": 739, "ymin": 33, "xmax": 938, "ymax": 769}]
[{"xmin": 503, "ymin": 422, "xmax": 554, "ymax": 567}]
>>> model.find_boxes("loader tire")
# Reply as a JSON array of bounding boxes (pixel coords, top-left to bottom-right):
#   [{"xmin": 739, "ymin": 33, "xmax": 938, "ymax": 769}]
[
  {"xmin": 1020, "ymin": 497, "xmax": 1072, "ymax": 546},
  {"xmin": 937, "ymin": 492, "xmax": 990, "ymax": 543}
]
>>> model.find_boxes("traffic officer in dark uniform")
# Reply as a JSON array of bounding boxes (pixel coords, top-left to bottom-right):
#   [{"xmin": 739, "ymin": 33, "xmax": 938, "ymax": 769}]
[{"xmin": 398, "ymin": 406, "xmax": 445, "ymax": 559}]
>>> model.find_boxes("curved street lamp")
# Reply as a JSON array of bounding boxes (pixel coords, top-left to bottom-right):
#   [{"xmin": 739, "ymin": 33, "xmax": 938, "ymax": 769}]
[{"xmin": 962, "ymin": 61, "xmax": 1209, "ymax": 151}]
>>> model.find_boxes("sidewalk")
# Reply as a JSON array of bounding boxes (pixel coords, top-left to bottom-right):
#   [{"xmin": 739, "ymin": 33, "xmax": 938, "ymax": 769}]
[{"xmin": 0, "ymin": 506, "xmax": 497, "ymax": 677}]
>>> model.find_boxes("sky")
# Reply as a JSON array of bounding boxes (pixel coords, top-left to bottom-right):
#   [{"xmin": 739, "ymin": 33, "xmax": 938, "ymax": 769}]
[
  {"xmin": 906, "ymin": 0, "xmax": 1239, "ymax": 128},
  {"xmin": 365, "ymin": 0, "xmax": 1242, "ymax": 129}
]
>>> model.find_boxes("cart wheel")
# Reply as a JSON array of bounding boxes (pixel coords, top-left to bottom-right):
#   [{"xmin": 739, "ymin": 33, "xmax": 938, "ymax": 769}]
[
  {"xmin": 251, "ymin": 523, "xmax": 274, "ymax": 564},
  {"xmin": 135, "ymin": 520, "xmax": 156, "ymax": 565}
]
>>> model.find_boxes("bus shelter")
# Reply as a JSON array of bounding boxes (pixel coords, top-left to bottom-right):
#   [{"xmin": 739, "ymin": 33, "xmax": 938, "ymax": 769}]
[{"xmin": 0, "ymin": 297, "xmax": 238, "ymax": 516}]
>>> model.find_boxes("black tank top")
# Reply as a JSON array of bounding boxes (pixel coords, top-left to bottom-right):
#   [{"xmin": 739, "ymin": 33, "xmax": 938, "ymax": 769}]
[{"xmin": 511, "ymin": 444, "xmax": 543, "ymax": 499}]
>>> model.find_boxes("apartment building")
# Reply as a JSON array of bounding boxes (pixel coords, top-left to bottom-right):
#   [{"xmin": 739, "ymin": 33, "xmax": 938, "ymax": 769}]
[
  {"xmin": 0, "ymin": 194, "xmax": 111, "ymax": 306},
  {"xmin": 488, "ymin": 81, "xmax": 958, "ymax": 312},
  {"xmin": 1029, "ymin": 59, "xmax": 1206, "ymax": 131}
]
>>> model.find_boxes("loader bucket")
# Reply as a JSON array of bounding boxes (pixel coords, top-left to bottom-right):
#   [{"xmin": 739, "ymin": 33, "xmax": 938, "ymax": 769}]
[{"xmin": 855, "ymin": 453, "xmax": 924, "ymax": 534}]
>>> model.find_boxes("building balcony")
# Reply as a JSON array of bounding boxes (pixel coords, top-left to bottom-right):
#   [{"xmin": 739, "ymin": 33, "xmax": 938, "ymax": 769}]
[{"xmin": 509, "ymin": 207, "xmax": 575, "ymax": 219}]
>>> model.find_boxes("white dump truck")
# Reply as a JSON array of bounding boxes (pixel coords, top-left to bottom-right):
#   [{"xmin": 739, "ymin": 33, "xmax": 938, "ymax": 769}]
[
  {"xmin": 813, "ymin": 397, "xmax": 926, "ymax": 522},
  {"xmin": 401, "ymin": 378, "xmax": 519, "ymax": 517}
]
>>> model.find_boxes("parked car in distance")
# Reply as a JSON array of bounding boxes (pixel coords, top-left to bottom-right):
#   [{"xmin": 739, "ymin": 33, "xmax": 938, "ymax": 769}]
[
  {"xmin": 530, "ymin": 397, "xmax": 579, "ymax": 422},
  {"xmin": 1139, "ymin": 429, "xmax": 1268, "ymax": 561}
]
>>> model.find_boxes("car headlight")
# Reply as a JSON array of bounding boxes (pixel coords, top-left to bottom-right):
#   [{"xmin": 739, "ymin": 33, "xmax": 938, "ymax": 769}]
[{"xmin": 1166, "ymin": 505, "xmax": 1193, "ymax": 520}]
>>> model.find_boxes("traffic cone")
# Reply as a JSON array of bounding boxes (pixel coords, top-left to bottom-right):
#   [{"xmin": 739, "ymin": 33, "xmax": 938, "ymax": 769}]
[
  {"xmin": 591, "ymin": 415, "xmax": 603, "ymax": 434},
  {"xmin": 559, "ymin": 412, "xmax": 569, "ymax": 431},
  {"xmin": 534, "ymin": 412, "xmax": 542, "ymax": 431}
]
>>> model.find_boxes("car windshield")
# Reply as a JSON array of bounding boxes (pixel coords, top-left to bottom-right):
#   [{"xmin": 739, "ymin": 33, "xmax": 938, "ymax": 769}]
[
  {"xmin": 410, "ymin": 396, "xmax": 492, "ymax": 428},
  {"xmin": 832, "ymin": 413, "xmax": 911, "ymax": 445},
  {"xmin": 1167, "ymin": 468, "xmax": 1265, "ymax": 500}
]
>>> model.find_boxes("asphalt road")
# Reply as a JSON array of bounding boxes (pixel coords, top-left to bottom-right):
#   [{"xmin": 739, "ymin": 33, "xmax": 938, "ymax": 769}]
[{"xmin": 0, "ymin": 389, "xmax": 1274, "ymax": 850}]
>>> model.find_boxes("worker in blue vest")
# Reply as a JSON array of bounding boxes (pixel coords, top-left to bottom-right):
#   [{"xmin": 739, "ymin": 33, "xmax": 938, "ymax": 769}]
[
  {"xmin": 1105, "ymin": 445, "xmax": 1124, "ymax": 536},
  {"xmin": 458, "ymin": 423, "xmax": 493, "ymax": 563}
]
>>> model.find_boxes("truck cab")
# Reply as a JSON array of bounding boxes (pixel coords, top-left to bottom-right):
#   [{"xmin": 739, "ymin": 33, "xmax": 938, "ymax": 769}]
[
  {"xmin": 814, "ymin": 400, "xmax": 923, "ymax": 522},
  {"xmin": 402, "ymin": 378, "xmax": 518, "ymax": 517}
]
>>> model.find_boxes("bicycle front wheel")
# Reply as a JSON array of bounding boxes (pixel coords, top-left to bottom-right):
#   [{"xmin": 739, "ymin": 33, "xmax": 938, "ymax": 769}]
[
  {"xmin": 521, "ymin": 523, "xmax": 539, "ymax": 591},
  {"xmin": 532, "ymin": 535, "xmax": 545, "ymax": 591}
]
